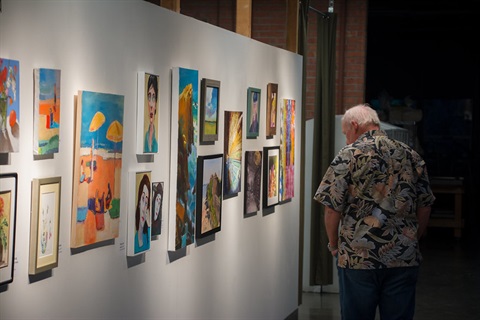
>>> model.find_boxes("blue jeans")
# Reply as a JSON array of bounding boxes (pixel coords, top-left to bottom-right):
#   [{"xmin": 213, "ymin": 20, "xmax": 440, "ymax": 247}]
[{"xmin": 337, "ymin": 266, "xmax": 419, "ymax": 320}]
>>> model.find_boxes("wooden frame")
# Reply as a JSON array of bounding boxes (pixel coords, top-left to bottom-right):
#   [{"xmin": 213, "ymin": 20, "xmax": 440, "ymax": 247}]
[
  {"xmin": 244, "ymin": 150, "xmax": 262, "ymax": 216},
  {"xmin": 263, "ymin": 146, "xmax": 280, "ymax": 208},
  {"xmin": 136, "ymin": 72, "xmax": 159, "ymax": 154},
  {"xmin": 266, "ymin": 83, "xmax": 278, "ymax": 138},
  {"xmin": 200, "ymin": 78, "xmax": 220, "ymax": 144},
  {"xmin": 246, "ymin": 87, "xmax": 261, "ymax": 139},
  {"xmin": 0, "ymin": 173, "xmax": 17, "ymax": 286},
  {"xmin": 29, "ymin": 177, "xmax": 61, "ymax": 275},
  {"xmin": 196, "ymin": 154, "xmax": 223, "ymax": 239}
]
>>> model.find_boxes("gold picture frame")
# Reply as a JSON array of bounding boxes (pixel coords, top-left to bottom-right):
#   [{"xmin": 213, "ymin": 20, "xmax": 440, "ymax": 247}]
[{"xmin": 29, "ymin": 177, "xmax": 61, "ymax": 275}]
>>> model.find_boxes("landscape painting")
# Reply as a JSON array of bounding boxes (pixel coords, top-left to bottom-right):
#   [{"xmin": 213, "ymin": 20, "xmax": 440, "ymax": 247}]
[
  {"xmin": 279, "ymin": 99, "xmax": 295, "ymax": 202},
  {"xmin": 34, "ymin": 68, "xmax": 61, "ymax": 155},
  {"xmin": 71, "ymin": 91, "xmax": 124, "ymax": 248},
  {"xmin": 0, "ymin": 58, "xmax": 20, "ymax": 153},
  {"xmin": 223, "ymin": 111, "xmax": 243, "ymax": 199}
]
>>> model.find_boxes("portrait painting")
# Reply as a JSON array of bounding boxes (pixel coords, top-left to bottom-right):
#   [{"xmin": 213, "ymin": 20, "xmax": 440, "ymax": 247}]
[
  {"xmin": 128, "ymin": 171, "xmax": 151, "ymax": 256},
  {"xmin": 223, "ymin": 111, "xmax": 243, "ymax": 199},
  {"xmin": 137, "ymin": 72, "xmax": 159, "ymax": 154},
  {"xmin": 151, "ymin": 181, "xmax": 164, "ymax": 237},
  {"xmin": 71, "ymin": 91, "xmax": 124, "ymax": 248},
  {"xmin": 33, "ymin": 68, "xmax": 61, "ymax": 155},
  {"xmin": 0, "ymin": 58, "xmax": 20, "ymax": 153}
]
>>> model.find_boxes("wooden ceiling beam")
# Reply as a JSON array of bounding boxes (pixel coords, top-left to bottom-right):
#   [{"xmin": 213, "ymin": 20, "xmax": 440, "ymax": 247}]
[{"xmin": 236, "ymin": 0, "xmax": 252, "ymax": 38}]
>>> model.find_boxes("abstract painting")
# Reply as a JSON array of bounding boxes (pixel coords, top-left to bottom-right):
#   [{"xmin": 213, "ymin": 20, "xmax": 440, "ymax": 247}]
[
  {"xmin": 71, "ymin": 91, "xmax": 124, "ymax": 248},
  {"xmin": 223, "ymin": 111, "xmax": 243, "ymax": 199},
  {"xmin": 33, "ymin": 68, "xmax": 61, "ymax": 155},
  {"xmin": 266, "ymin": 83, "xmax": 278, "ymax": 138},
  {"xmin": 279, "ymin": 99, "xmax": 295, "ymax": 202},
  {"xmin": 246, "ymin": 87, "xmax": 260, "ymax": 139},
  {"xmin": 168, "ymin": 67, "xmax": 198, "ymax": 251},
  {"xmin": 200, "ymin": 78, "xmax": 220, "ymax": 144},
  {"xmin": 29, "ymin": 177, "xmax": 61, "ymax": 275},
  {"xmin": 127, "ymin": 171, "xmax": 151, "ymax": 256},
  {"xmin": 137, "ymin": 72, "xmax": 159, "ymax": 154},
  {"xmin": 0, "ymin": 173, "xmax": 17, "ymax": 286},
  {"xmin": 263, "ymin": 146, "xmax": 279, "ymax": 208},
  {"xmin": 151, "ymin": 181, "xmax": 164, "ymax": 237},
  {"xmin": 0, "ymin": 58, "xmax": 20, "ymax": 153},
  {"xmin": 196, "ymin": 154, "xmax": 223, "ymax": 238},
  {"xmin": 244, "ymin": 150, "xmax": 262, "ymax": 216}
]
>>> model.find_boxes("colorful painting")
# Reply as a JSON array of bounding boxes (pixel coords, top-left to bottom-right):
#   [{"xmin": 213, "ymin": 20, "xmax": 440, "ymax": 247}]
[
  {"xmin": 0, "ymin": 173, "xmax": 17, "ymax": 286},
  {"xmin": 266, "ymin": 83, "xmax": 278, "ymax": 138},
  {"xmin": 244, "ymin": 151, "xmax": 262, "ymax": 216},
  {"xmin": 137, "ymin": 72, "xmax": 159, "ymax": 154},
  {"xmin": 128, "ymin": 171, "xmax": 151, "ymax": 256},
  {"xmin": 168, "ymin": 67, "xmax": 198, "ymax": 251},
  {"xmin": 223, "ymin": 111, "xmax": 243, "ymax": 199},
  {"xmin": 200, "ymin": 78, "xmax": 220, "ymax": 144},
  {"xmin": 0, "ymin": 58, "xmax": 20, "ymax": 153},
  {"xmin": 246, "ymin": 87, "xmax": 261, "ymax": 139},
  {"xmin": 279, "ymin": 99, "xmax": 295, "ymax": 202},
  {"xmin": 196, "ymin": 154, "xmax": 223, "ymax": 238},
  {"xmin": 151, "ymin": 181, "xmax": 164, "ymax": 236},
  {"xmin": 71, "ymin": 91, "xmax": 124, "ymax": 248},
  {"xmin": 263, "ymin": 146, "xmax": 279, "ymax": 208}
]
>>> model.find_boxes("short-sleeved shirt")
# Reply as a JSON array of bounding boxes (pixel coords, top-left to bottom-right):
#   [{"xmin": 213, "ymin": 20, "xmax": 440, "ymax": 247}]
[{"xmin": 314, "ymin": 130, "xmax": 435, "ymax": 269}]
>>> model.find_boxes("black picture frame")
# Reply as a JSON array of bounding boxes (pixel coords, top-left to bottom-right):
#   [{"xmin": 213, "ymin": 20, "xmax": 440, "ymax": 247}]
[
  {"xmin": 200, "ymin": 78, "xmax": 220, "ymax": 144},
  {"xmin": 263, "ymin": 146, "xmax": 280, "ymax": 208}
]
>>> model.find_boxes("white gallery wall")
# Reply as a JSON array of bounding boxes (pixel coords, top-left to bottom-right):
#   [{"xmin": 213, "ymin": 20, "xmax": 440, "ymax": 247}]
[{"xmin": 0, "ymin": 1, "xmax": 303, "ymax": 319}]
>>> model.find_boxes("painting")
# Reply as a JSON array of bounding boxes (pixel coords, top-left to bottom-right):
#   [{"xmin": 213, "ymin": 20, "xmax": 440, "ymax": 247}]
[
  {"xmin": 265, "ymin": 83, "xmax": 278, "ymax": 138},
  {"xmin": 151, "ymin": 181, "xmax": 164, "ymax": 237},
  {"xmin": 279, "ymin": 99, "xmax": 295, "ymax": 202},
  {"xmin": 196, "ymin": 154, "xmax": 223, "ymax": 238},
  {"xmin": 137, "ymin": 72, "xmax": 159, "ymax": 154},
  {"xmin": 29, "ymin": 177, "xmax": 61, "ymax": 275},
  {"xmin": 127, "ymin": 171, "xmax": 151, "ymax": 256},
  {"xmin": 33, "ymin": 68, "xmax": 61, "ymax": 155},
  {"xmin": 0, "ymin": 58, "xmax": 20, "ymax": 153},
  {"xmin": 223, "ymin": 111, "xmax": 243, "ymax": 199},
  {"xmin": 246, "ymin": 87, "xmax": 261, "ymax": 139},
  {"xmin": 168, "ymin": 67, "xmax": 198, "ymax": 251},
  {"xmin": 0, "ymin": 173, "xmax": 17, "ymax": 286},
  {"xmin": 71, "ymin": 91, "xmax": 124, "ymax": 248},
  {"xmin": 244, "ymin": 150, "xmax": 262, "ymax": 216},
  {"xmin": 263, "ymin": 146, "xmax": 280, "ymax": 208},
  {"xmin": 200, "ymin": 78, "xmax": 220, "ymax": 144}
]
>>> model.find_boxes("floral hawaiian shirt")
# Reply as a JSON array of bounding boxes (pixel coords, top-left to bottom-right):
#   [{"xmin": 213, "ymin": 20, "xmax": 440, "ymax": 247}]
[{"xmin": 314, "ymin": 130, "xmax": 435, "ymax": 269}]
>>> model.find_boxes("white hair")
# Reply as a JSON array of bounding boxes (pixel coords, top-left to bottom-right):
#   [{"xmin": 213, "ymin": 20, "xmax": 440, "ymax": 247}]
[{"xmin": 342, "ymin": 103, "xmax": 380, "ymax": 128}]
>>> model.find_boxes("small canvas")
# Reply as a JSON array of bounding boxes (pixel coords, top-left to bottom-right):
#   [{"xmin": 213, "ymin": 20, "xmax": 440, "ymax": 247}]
[
  {"xmin": 266, "ymin": 83, "xmax": 278, "ymax": 138},
  {"xmin": 136, "ymin": 72, "xmax": 159, "ymax": 154},
  {"xmin": 151, "ymin": 181, "xmax": 164, "ymax": 237},
  {"xmin": 0, "ymin": 58, "xmax": 20, "ymax": 153}
]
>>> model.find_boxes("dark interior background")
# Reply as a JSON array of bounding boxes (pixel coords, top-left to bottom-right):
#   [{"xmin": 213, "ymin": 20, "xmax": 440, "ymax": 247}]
[{"xmin": 365, "ymin": 0, "xmax": 479, "ymax": 242}]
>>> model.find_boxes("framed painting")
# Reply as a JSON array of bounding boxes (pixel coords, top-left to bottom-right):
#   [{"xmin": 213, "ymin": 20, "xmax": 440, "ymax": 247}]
[
  {"xmin": 151, "ymin": 181, "xmax": 164, "ymax": 237},
  {"xmin": 0, "ymin": 173, "xmax": 17, "ymax": 286},
  {"xmin": 263, "ymin": 146, "xmax": 280, "ymax": 208},
  {"xmin": 279, "ymin": 99, "xmax": 295, "ymax": 202},
  {"xmin": 29, "ymin": 177, "xmax": 61, "ymax": 275},
  {"xmin": 244, "ymin": 150, "xmax": 262, "ymax": 216},
  {"xmin": 33, "ymin": 68, "xmax": 61, "ymax": 155},
  {"xmin": 265, "ymin": 83, "xmax": 278, "ymax": 138},
  {"xmin": 0, "ymin": 58, "xmax": 20, "ymax": 153},
  {"xmin": 168, "ymin": 67, "xmax": 198, "ymax": 251},
  {"xmin": 136, "ymin": 72, "xmax": 159, "ymax": 154},
  {"xmin": 71, "ymin": 90, "xmax": 124, "ymax": 248},
  {"xmin": 196, "ymin": 154, "xmax": 223, "ymax": 239},
  {"xmin": 246, "ymin": 87, "xmax": 261, "ymax": 139},
  {"xmin": 200, "ymin": 78, "xmax": 220, "ymax": 144},
  {"xmin": 223, "ymin": 111, "xmax": 243, "ymax": 199},
  {"xmin": 127, "ymin": 171, "xmax": 151, "ymax": 256}
]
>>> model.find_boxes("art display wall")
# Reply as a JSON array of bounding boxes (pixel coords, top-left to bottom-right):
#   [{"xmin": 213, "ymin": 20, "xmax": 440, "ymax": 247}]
[{"xmin": 0, "ymin": 1, "xmax": 303, "ymax": 319}]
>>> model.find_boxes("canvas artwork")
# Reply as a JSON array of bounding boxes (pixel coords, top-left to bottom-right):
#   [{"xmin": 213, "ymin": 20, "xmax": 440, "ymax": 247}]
[
  {"xmin": 263, "ymin": 146, "xmax": 280, "ymax": 208},
  {"xmin": 0, "ymin": 173, "xmax": 17, "ymax": 286},
  {"xmin": 244, "ymin": 150, "xmax": 262, "ymax": 216},
  {"xmin": 266, "ymin": 83, "xmax": 278, "ymax": 138},
  {"xmin": 127, "ymin": 171, "xmax": 151, "ymax": 256},
  {"xmin": 151, "ymin": 181, "xmax": 164, "ymax": 237},
  {"xmin": 279, "ymin": 99, "xmax": 295, "ymax": 202},
  {"xmin": 33, "ymin": 68, "xmax": 61, "ymax": 155},
  {"xmin": 137, "ymin": 72, "xmax": 159, "ymax": 154},
  {"xmin": 246, "ymin": 87, "xmax": 261, "ymax": 139},
  {"xmin": 0, "ymin": 58, "xmax": 20, "ymax": 153},
  {"xmin": 196, "ymin": 154, "xmax": 223, "ymax": 238},
  {"xmin": 71, "ymin": 91, "xmax": 124, "ymax": 248},
  {"xmin": 223, "ymin": 111, "xmax": 243, "ymax": 199},
  {"xmin": 168, "ymin": 67, "xmax": 198, "ymax": 251}
]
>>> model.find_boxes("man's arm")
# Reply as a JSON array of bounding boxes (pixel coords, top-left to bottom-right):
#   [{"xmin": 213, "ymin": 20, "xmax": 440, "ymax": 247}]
[
  {"xmin": 324, "ymin": 206, "xmax": 341, "ymax": 255},
  {"xmin": 416, "ymin": 206, "xmax": 431, "ymax": 239}
]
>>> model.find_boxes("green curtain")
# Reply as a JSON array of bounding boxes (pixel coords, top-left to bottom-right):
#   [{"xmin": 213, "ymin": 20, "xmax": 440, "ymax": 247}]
[{"xmin": 310, "ymin": 13, "xmax": 337, "ymax": 286}]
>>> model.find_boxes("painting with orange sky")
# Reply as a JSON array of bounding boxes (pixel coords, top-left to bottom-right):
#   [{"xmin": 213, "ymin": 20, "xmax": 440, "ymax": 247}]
[
  {"xmin": 34, "ymin": 68, "xmax": 61, "ymax": 155},
  {"xmin": 71, "ymin": 91, "xmax": 124, "ymax": 248}
]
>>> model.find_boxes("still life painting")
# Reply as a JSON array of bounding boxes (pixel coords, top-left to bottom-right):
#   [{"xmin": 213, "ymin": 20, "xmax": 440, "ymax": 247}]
[
  {"xmin": 0, "ymin": 58, "xmax": 20, "ymax": 153},
  {"xmin": 0, "ymin": 173, "xmax": 17, "ymax": 286}
]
